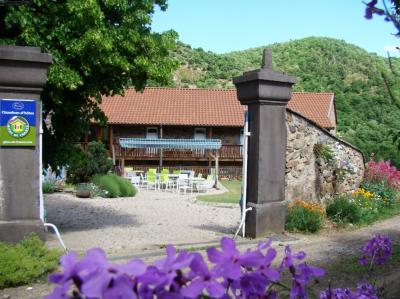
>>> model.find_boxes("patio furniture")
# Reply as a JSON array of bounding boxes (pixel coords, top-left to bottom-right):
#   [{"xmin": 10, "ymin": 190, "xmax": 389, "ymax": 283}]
[
  {"xmin": 167, "ymin": 173, "xmax": 180, "ymax": 191},
  {"xmin": 159, "ymin": 171, "xmax": 174, "ymax": 191},
  {"xmin": 177, "ymin": 173, "xmax": 191, "ymax": 193},
  {"xmin": 180, "ymin": 170, "xmax": 194, "ymax": 178},
  {"xmin": 148, "ymin": 168, "xmax": 157, "ymax": 175},
  {"xmin": 130, "ymin": 176, "xmax": 141, "ymax": 187},
  {"xmin": 195, "ymin": 176, "xmax": 214, "ymax": 193},
  {"xmin": 144, "ymin": 171, "xmax": 157, "ymax": 190}
]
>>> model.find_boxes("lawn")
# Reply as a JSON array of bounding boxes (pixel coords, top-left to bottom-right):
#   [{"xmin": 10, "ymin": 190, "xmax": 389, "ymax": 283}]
[{"xmin": 198, "ymin": 180, "xmax": 241, "ymax": 204}]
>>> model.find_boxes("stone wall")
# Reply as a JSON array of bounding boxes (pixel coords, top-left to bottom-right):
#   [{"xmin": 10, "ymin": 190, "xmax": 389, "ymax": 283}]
[{"xmin": 285, "ymin": 110, "xmax": 365, "ymax": 204}]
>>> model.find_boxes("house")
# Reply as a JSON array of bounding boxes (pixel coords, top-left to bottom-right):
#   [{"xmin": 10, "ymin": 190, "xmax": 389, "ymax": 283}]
[{"xmin": 86, "ymin": 87, "xmax": 336, "ymax": 177}]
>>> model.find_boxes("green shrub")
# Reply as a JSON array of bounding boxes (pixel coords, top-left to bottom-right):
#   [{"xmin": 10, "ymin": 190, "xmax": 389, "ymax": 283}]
[
  {"xmin": 111, "ymin": 174, "xmax": 136, "ymax": 197},
  {"xmin": 86, "ymin": 141, "xmax": 113, "ymax": 176},
  {"xmin": 66, "ymin": 145, "xmax": 90, "ymax": 184},
  {"xmin": 326, "ymin": 196, "xmax": 362, "ymax": 224},
  {"xmin": 93, "ymin": 174, "xmax": 136, "ymax": 198},
  {"xmin": 0, "ymin": 234, "xmax": 60, "ymax": 289},
  {"xmin": 313, "ymin": 143, "xmax": 335, "ymax": 164},
  {"xmin": 42, "ymin": 181, "xmax": 57, "ymax": 194},
  {"xmin": 285, "ymin": 201, "xmax": 325, "ymax": 233},
  {"xmin": 66, "ymin": 141, "xmax": 112, "ymax": 184},
  {"xmin": 361, "ymin": 181, "xmax": 396, "ymax": 206},
  {"xmin": 93, "ymin": 174, "xmax": 120, "ymax": 198}
]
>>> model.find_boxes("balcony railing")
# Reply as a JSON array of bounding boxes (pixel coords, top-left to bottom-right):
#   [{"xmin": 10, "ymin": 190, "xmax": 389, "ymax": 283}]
[
  {"xmin": 114, "ymin": 143, "xmax": 243, "ymax": 160},
  {"xmin": 76, "ymin": 142, "xmax": 243, "ymax": 160}
]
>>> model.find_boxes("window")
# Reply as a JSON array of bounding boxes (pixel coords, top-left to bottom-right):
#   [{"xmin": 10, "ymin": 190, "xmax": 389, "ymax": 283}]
[
  {"xmin": 194, "ymin": 128, "xmax": 206, "ymax": 140},
  {"xmin": 146, "ymin": 127, "xmax": 158, "ymax": 139}
]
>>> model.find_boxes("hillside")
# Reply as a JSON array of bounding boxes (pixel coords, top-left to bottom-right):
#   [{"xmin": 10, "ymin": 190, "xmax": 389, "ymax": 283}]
[{"xmin": 169, "ymin": 37, "xmax": 400, "ymax": 166}]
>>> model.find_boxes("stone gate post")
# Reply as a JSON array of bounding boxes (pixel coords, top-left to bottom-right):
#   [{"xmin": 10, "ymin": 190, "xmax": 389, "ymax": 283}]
[
  {"xmin": 0, "ymin": 45, "xmax": 52, "ymax": 242},
  {"xmin": 233, "ymin": 49, "xmax": 296, "ymax": 238}
]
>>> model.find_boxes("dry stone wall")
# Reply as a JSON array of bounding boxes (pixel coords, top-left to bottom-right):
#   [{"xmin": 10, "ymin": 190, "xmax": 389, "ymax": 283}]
[{"xmin": 285, "ymin": 110, "xmax": 364, "ymax": 204}]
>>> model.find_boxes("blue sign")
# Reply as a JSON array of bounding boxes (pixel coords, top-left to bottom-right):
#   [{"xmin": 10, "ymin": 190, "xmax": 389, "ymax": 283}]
[{"xmin": 0, "ymin": 99, "xmax": 36, "ymax": 146}]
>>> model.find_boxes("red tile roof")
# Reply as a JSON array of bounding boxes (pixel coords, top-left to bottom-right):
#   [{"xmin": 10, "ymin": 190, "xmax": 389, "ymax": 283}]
[{"xmin": 100, "ymin": 87, "xmax": 335, "ymax": 129}]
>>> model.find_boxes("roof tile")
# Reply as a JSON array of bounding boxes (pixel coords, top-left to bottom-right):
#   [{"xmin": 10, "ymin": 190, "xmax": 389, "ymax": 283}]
[{"xmin": 100, "ymin": 87, "xmax": 335, "ymax": 128}]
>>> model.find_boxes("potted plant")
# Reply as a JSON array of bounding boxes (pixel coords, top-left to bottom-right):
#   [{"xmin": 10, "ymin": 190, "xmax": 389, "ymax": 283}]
[{"xmin": 75, "ymin": 183, "xmax": 91, "ymax": 198}]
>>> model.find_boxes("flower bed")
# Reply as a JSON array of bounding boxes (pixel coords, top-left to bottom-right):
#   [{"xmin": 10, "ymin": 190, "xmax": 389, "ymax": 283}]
[
  {"xmin": 327, "ymin": 160, "xmax": 400, "ymax": 226},
  {"xmin": 286, "ymin": 199, "xmax": 325, "ymax": 233}
]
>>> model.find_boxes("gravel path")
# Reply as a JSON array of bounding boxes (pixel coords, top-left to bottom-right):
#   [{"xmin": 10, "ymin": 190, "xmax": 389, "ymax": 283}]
[
  {"xmin": 45, "ymin": 188, "xmax": 240, "ymax": 256},
  {"xmin": 3, "ymin": 196, "xmax": 400, "ymax": 298}
]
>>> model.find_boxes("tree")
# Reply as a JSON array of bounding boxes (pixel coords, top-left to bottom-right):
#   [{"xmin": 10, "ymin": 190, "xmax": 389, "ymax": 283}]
[
  {"xmin": 0, "ymin": 0, "xmax": 178, "ymax": 167},
  {"xmin": 365, "ymin": 0, "xmax": 400, "ymax": 150}
]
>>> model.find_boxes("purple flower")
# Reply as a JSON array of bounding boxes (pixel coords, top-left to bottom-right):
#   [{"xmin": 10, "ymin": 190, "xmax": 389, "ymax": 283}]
[
  {"xmin": 359, "ymin": 235, "xmax": 392, "ymax": 267},
  {"xmin": 255, "ymin": 239, "xmax": 280, "ymax": 282},
  {"xmin": 356, "ymin": 282, "xmax": 378, "ymax": 299},
  {"xmin": 207, "ymin": 237, "xmax": 264, "ymax": 280},
  {"xmin": 319, "ymin": 287, "xmax": 356, "ymax": 299},
  {"xmin": 238, "ymin": 272, "xmax": 269, "ymax": 298},
  {"xmin": 48, "ymin": 248, "xmax": 147, "ymax": 299},
  {"xmin": 151, "ymin": 245, "xmax": 192, "ymax": 291},
  {"xmin": 180, "ymin": 253, "xmax": 225, "ymax": 298},
  {"xmin": 280, "ymin": 246, "xmax": 324, "ymax": 299}
]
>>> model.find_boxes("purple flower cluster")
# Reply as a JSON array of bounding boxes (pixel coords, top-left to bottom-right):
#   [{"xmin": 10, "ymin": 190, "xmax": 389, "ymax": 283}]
[
  {"xmin": 45, "ymin": 237, "xmax": 325, "ymax": 299},
  {"xmin": 359, "ymin": 234, "xmax": 392, "ymax": 267},
  {"xmin": 320, "ymin": 282, "xmax": 378, "ymax": 299},
  {"xmin": 364, "ymin": 0, "xmax": 385, "ymax": 20}
]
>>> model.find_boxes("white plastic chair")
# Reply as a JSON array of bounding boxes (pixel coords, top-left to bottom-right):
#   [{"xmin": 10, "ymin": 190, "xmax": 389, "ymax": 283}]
[
  {"xmin": 131, "ymin": 176, "xmax": 141, "ymax": 188},
  {"xmin": 176, "ymin": 173, "xmax": 191, "ymax": 193}
]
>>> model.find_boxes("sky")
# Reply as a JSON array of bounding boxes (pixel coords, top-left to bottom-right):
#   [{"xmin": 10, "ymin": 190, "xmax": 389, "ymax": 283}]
[{"xmin": 152, "ymin": 0, "xmax": 400, "ymax": 57}]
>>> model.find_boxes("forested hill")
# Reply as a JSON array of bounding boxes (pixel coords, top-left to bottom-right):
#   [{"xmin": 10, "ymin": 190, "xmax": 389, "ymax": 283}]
[{"xmin": 170, "ymin": 37, "xmax": 400, "ymax": 166}]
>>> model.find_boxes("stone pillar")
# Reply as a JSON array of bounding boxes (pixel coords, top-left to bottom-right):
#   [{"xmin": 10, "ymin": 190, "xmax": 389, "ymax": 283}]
[
  {"xmin": 0, "ymin": 45, "xmax": 52, "ymax": 242},
  {"xmin": 233, "ymin": 49, "xmax": 296, "ymax": 238}
]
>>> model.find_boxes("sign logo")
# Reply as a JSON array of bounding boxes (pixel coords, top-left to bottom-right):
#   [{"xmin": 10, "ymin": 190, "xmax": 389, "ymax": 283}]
[
  {"xmin": 6, "ymin": 116, "xmax": 30, "ymax": 138},
  {"xmin": 12, "ymin": 101, "xmax": 24, "ymax": 110}
]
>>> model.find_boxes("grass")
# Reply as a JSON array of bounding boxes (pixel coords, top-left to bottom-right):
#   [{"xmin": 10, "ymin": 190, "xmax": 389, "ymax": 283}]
[{"xmin": 197, "ymin": 180, "xmax": 241, "ymax": 204}]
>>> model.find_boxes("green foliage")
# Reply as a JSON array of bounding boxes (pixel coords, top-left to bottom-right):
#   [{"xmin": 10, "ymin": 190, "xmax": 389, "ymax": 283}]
[
  {"xmin": 86, "ymin": 141, "xmax": 113, "ymax": 176},
  {"xmin": 42, "ymin": 181, "xmax": 57, "ymax": 194},
  {"xmin": 0, "ymin": 234, "xmax": 60, "ymax": 289},
  {"xmin": 285, "ymin": 204, "xmax": 325, "ymax": 233},
  {"xmin": 313, "ymin": 143, "xmax": 335, "ymax": 164},
  {"xmin": 362, "ymin": 181, "xmax": 397, "ymax": 205},
  {"xmin": 113, "ymin": 174, "xmax": 136, "ymax": 197},
  {"xmin": 171, "ymin": 37, "xmax": 400, "ymax": 167},
  {"xmin": 75, "ymin": 182, "xmax": 107, "ymax": 198},
  {"xmin": 0, "ymin": 0, "xmax": 178, "ymax": 168},
  {"xmin": 326, "ymin": 196, "xmax": 362, "ymax": 225},
  {"xmin": 93, "ymin": 174, "xmax": 136, "ymax": 198},
  {"xmin": 65, "ymin": 145, "xmax": 90, "ymax": 184},
  {"xmin": 66, "ymin": 141, "xmax": 112, "ymax": 184},
  {"xmin": 93, "ymin": 174, "xmax": 120, "ymax": 198},
  {"xmin": 326, "ymin": 184, "xmax": 399, "ymax": 226}
]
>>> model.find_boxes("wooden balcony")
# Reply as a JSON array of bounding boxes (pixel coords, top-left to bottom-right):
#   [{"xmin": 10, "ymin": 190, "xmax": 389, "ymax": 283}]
[{"xmin": 112, "ymin": 143, "xmax": 243, "ymax": 161}]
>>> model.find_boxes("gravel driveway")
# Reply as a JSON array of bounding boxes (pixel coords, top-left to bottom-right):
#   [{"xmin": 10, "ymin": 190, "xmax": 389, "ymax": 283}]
[{"xmin": 44, "ymin": 189, "xmax": 240, "ymax": 256}]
